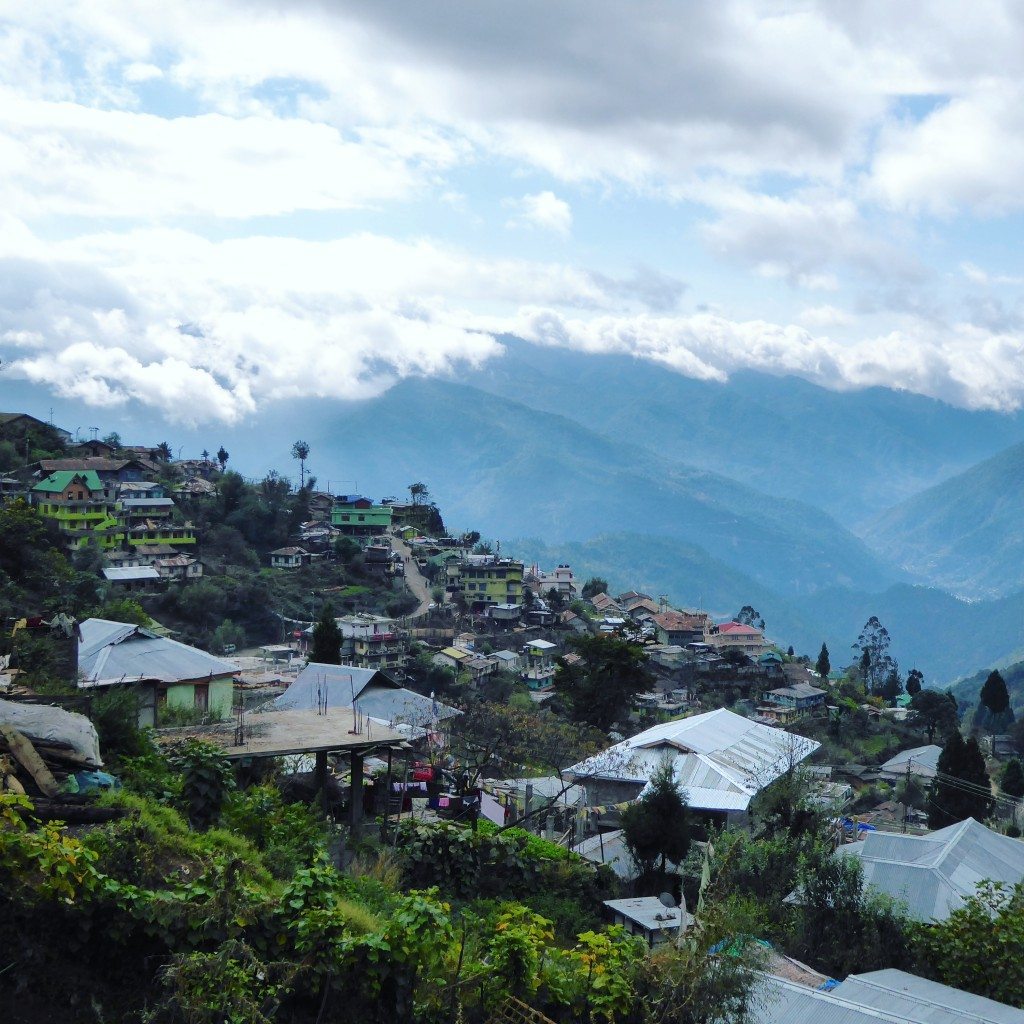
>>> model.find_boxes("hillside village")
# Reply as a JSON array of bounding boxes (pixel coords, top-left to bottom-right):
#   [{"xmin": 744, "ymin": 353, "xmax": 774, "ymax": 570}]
[{"xmin": 2, "ymin": 408, "xmax": 1024, "ymax": 1024}]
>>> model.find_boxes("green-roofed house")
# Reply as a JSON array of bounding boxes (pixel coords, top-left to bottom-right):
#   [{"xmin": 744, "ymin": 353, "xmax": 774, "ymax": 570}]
[{"xmin": 32, "ymin": 471, "xmax": 125, "ymax": 549}]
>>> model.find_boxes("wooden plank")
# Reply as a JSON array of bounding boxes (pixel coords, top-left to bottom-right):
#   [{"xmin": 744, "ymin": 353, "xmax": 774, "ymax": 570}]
[{"xmin": 0, "ymin": 725, "xmax": 61, "ymax": 797}]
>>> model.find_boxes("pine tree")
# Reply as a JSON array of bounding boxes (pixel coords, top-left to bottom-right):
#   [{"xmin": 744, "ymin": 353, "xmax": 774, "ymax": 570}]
[
  {"xmin": 1001, "ymin": 758, "xmax": 1024, "ymax": 799},
  {"xmin": 906, "ymin": 668, "xmax": 924, "ymax": 696},
  {"xmin": 929, "ymin": 732, "xmax": 993, "ymax": 828},
  {"xmin": 310, "ymin": 604, "xmax": 342, "ymax": 665},
  {"xmin": 978, "ymin": 669, "xmax": 1013, "ymax": 735},
  {"xmin": 621, "ymin": 758, "xmax": 690, "ymax": 881},
  {"xmin": 880, "ymin": 665, "xmax": 903, "ymax": 702},
  {"xmin": 815, "ymin": 643, "xmax": 830, "ymax": 681}
]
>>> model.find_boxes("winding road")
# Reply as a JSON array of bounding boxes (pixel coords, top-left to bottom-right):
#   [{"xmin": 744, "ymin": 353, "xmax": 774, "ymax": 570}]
[{"xmin": 391, "ymin": 536, "xmax": 433, "ymax": 618}]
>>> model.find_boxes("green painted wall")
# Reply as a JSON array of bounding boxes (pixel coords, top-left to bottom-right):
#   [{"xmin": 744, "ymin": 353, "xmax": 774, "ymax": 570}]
[
  {"xmin": 210, "ymin": 677, "xmax": 234, "ymax": 716},
  {"xmin": 165, "ymin": 683, "xmax": 195, "ymax": 709}
]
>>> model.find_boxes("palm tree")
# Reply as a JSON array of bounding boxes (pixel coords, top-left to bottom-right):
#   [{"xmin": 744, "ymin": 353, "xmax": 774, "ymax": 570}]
[
  {"xmin": 291, "ymin": 440, "xmax": 311, "ymax": 488},
  {"xmin": 155, "ymin": 441, "xmax": 172, "ymax": 461}
]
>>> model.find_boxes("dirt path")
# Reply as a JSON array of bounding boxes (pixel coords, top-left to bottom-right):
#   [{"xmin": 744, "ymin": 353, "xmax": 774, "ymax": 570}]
[{"xmin": 391, "ymin": 536, "xmax": 433, "ymax": 618}]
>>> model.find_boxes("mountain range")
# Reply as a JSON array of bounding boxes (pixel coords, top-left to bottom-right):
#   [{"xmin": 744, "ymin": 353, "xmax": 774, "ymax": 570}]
[{"xmin": 6, "ymin": 337, "xmax": 1024, "ymax": 686}]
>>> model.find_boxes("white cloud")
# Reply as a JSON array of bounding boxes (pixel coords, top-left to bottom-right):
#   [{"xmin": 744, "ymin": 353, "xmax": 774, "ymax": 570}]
[
  {"xmin": 798, "ymin": 305, "xmax": 852, "ymax": 329},
  {"xmin": 505, "ymin": 191, "xmax": 572, "ymax": 235},
  {"xmin": 122, "ymin": 61, "xmax": 162, "ymax": 83}
]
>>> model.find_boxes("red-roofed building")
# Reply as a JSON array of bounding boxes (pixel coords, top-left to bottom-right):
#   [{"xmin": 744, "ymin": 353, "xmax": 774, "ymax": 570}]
[{"xmin": 711, "ymin": 620, "xmax": 767, "ymax": 656}]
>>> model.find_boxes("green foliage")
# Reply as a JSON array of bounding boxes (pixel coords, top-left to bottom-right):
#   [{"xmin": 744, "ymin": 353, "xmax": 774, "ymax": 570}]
[
  {"xmin": 916, "ymin": 880, "xmax": 1024, "ymax": 1007},
  {"xmin": 622, "ymin": 757, "xmax": 690, "ymax": 882},
  {"xmin": 212, "ymin": 618, "xmax": 246, "ymax": 653},
  {"xmin": 98, "ymin": 597, "xmax": 152, "ymax": 625},
  {"xmin": 581, "ymin": 576, "xmax": 609, "ymax": 599},
  {"xmin": 929, "ymin": 732, "xmax": 993, "ymax": 828},
  {"xmin": 1002, "ymin": 758, "xmax": 1024, "ymax": 798},
  {"xmin": 910, "ymin": 688, "xmax": 959, "ymax": 744},
  {"xmin": 145, "ymin": 939, "xmax": 289, "ymax": 1024},
  {"xmin": 815, "ymin": 642, "xmax": 830, "ymax": 680},
  {"xmin": 310, "ymin": 603, "xmax": 342, "ymax": 664},
  {"xmin": 90, "ymin": 687, "xmax": 150, "ymax": 760},
  {"xmin": 165, "ymin": 740, "xmax": 236, "ymax": 830},
  {"xmin": 555, "ymin": 631, "xmax": 652, "ymax": 731},
  {"xmin": 977, "ymin": 668, "xmax": 1015, "ymax": 734},
  {"xmin": 906, "ymin": 667, "xmax": 924, "ymax": 695}
]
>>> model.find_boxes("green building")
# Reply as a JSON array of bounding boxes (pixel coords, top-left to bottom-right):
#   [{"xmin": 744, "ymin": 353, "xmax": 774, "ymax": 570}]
[
  {"xmin": 460, "ymin": 558, "xmax": 524, "ymax": 612},
  {"xmin": 32, "ymin": 470, "xmax": 125, "ymax": 549},
  {"xmin": 331, "ymin": 494, "xmax": 394, "ymax": 538}
]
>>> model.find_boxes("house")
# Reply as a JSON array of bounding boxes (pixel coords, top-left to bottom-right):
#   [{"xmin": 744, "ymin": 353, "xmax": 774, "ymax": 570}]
[
  {"xmin": 118, "ymin": 496, "xmax": 175, "ymax": 522},
  {"xmin": 652, "ymin": 610, "xmax": 711, "ymax": 646},
  {"xmin": 490, "ymin": 649, "xmax": 522, "ymax": 672},
  {"xmin": 270, "ymin": 546, "xmax": 310, "ymax": 568},
  {"xmin": 522, "ymin": 638, "xmax": 558, "ymax": 691},
  {"xmin": 835, "ymin": 817, "xmax": 1024, "ymax": 923},
  {"xmin": 488, "ymin": 602, "xmax": 523, "ymax": 623},
  {"xmin": 32, "ymin": 470, "xmax": 125, "ymax": 549},
  {"xmin": 602, "ymin": 898, "xmax": 692, "ymax": 948},
  {"xmin": 432, "ymin": 646, "xmax": 473, "ymax": 674},
  {"xmin": 590, "ymin": 592, "xmax": 622, "ymax": 615},
  {"xmin": 153, "ymin": 554, "xmax": 203, "ymax": 581},
  {"xmin": 568, "ymin": 708, "xmax": 819, "ymax": 822},
  {"xmin": 560, "ymin": 609, "xmax": 589, "ymax": 634},
  {"xmin": 762, "ymin": 682, "xmax": 826, "ymax": 713},
  {"xmin": 175, "ymin": 477, "xmax": 217, "ymax": 498},
  {"xmin": 625, "ymin": 597, "xmax": 662, "ymax": 620},
  {"xmin": 117, "ymin": 480, "xmax": 166, "ymax": 499},
  {"xmin": 753, "ymin": 968, "xmax": 1024, "ymax": 1024},
  {"xmin": 531, "ymin": 563, "xmax": 576, "ymax": 598},
  {"xmin": 0, "ymin": 412, "xmax": 71, "ymax": 454},
  {"xmin": 876, "ymin": 744, "xmax": 942, "ymax": 782},
  {"xmin": 330, "ymin": 495, "xmax": 394, "ymax": 538},
  {"xmin": 710, "ymin": 620, "xmax": 768, "ymax": 657},
  {"xmin": 459, "ymin": 557, "xmax": 524, "ymax": 612},
  {"xmin": 101, "ymin": 565, "xmax": 162, "ymax": 591},
  {"xmin": 271, "ymin": 663, "xmax": 459, "ymax": 730},
  {"xmin": 77, "ymin": 618, "xmax": 237, "ymax": 727}
]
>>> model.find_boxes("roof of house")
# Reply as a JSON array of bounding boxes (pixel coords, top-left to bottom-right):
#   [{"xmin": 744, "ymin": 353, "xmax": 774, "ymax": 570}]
[
  {"xmin": 877, "ymin": 744, "xmax": 942, "ymax": 777},
  {"xmin": 525, "ymin": 639, "xmax": 558, "ymax": 650},
  {"xmin": 32, "ymin": 470, "xmax": 104, "ymax": 493},
  {"xmin": 271, "ymin": 662, "xmax": 459, "ymax": 725},
  {"xmin": 437, "ymin": 646, "xmax": 471, "ymax": 662},
  {"xmin": 270, "ymin": 546, "xmax": 308, "ymax": 556},
  {"xmin": 134, "ymin": 544, "xmax": 178, "ymax": 556},
  {"xmin": 38, "ymin": 458, "xmax": 146, "ymax": 473},
  {"xmin": 102, "ymin": 566, "xmax": 161, "ymax": 582},
  {"xmin": 717, "ymin": 620, "xmax": 764, "ymax": 636},
  {"xmin": 591, "ymin": 593, "xmax": 620, "ymax": 610},
  {"xmin": 835, "ymin": 817, "xmax": 1024, "ymax": 922},
  {"xmin": 766, "ymin": 683, "xmax": 826, "ymax": 700},
  {"xmin": 120, "ymin": 497, "xmax": 174, "ymax": 508},
  {"xmin": 653, "ymin": 610, "xmax": 708, "ymax": 631},
  {"xmin": 568, "ymin": 708, "xmax": 819, "ymax": 811},
  {"xmin": 603, "ymin": 897, "xmax": 692, "ymax": 933},
  {"xmin": 752, "ymin": 968, "xmax": 1024, "ymax": 1024},
  {"xmin": 574, "ymin": 828, "xmax": 685, "ymax": 880},
  {"xmin": 492, "ymin": 650, "xmax": 520, "ymax": 663},
  {"xmin": 78, "ymin": 618, "xmax": 237, "ymax": 688}
]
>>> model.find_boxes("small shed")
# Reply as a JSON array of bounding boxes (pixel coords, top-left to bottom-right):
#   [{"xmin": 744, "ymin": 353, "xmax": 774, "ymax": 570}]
[{"xmin": 602, "ymin": 897, "xmax": 693, "ymax": 947}]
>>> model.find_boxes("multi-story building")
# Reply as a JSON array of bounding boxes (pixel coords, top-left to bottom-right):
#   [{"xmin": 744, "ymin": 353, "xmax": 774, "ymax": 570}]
[
  {"xmin": 331, "ymin": 494, "xmax": 394, "ymax": 538},
  {"xmin": 652, "ymin": 610, "xmax": 712, "ymax": 646},
  {"xmin": 32, "ymin": 470, "xmax": 124, "ymax": 549},
  {"xmin": 521, "ymin": 638, "xmax": 558, "ymax": 691},
  {"xmin": 324, "ymin": 614, "xmax": 409, "ymax": 675},
  {"xmin": 710, "ymin": 620, "xmax": 768, "ymax": 657},
  {"xmin": 459, "ymin": 557, "xmax": 524, "ymax": 612}
]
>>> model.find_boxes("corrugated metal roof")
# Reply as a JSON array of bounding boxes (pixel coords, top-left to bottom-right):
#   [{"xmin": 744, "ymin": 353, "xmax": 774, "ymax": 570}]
[
  {"xmin": 878, "ymin": 745, "xmax": 942, "ymax": 777},
  {"xmin": 78, "ymin": 618, "xmax": 237, "ymax": 687},
  {"xmin": 568, "ymin": 708, "xmax": 818, "ymax": 812},
  {"xmin": 836, "ymin": 818, "xmax": 1024, "ymax": 922},
  {"xmin": 837, "ymin": 970, "xmax": 1024, "ymax": 1024},
  {"xmin": 102, "ymin": 566, "xmax": 161, "ymax": 582},
  {"xmin": 752, "ymin": 970, "xmax": 1024, "ymax": 1024}
]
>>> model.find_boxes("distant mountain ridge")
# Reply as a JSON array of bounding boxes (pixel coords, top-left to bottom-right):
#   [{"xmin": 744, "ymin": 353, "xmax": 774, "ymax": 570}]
[{"xmin": 868, "ymin": 441, "xmax": 1024, "ymax": 599}]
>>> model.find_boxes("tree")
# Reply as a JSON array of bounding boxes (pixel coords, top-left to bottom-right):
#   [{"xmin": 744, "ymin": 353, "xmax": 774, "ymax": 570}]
[
  {"xmin": 978, "ymin": 669, "xmax": 1013, "ymax": 736},
  {"xmin": 310, "ymin": 604, "xmax": 341, "ymax": 665},
  {"xmin": 621, "ymin": 758, "xmax": 690, "ymax": 881},
  {"xmin": 216, "ymin": 446, "xmax": 229, "ymax": 470},
  {"xmin": 102, "ymin": 431, "xmax": 122, "ymax": 449},
  {"xmin": 929, "ymin": 732, "xmax": 993, "ymax": 828},
  {"xmin": 581, "ymin": 577, "xmax": 609, "ymax": 600},
  {"xmin": 906, "ymin": 668, "xmax": 924, "ymax": 696},
  {"xmin": 815, "ymin": 643, "xmax": 831, "ymax": 681},
  {"xmin": 735, "ymin": 605, "xmax": 765, "ymax": 630},
  {"xmin": 554, "ymin": 632, "xmax": 652, "ymax": 731},
  {"xmin": 879, "ymin": 665, "xmax": 903, "ymax": 702},
  {"xmin": 291, "ymin": 440, "xmax": 311, "ymax": 489},
  {"xmin": 1001, "ymin": 758, "xmax": 1024, "ymax": 798},
  {"xmin": 916, "ymin": 880, "xmax": 1024, "ymax": 1008},
  {"xmin": 544, "ymin": 586, "xmax": 565, "ymax": 612},
  {"xmin": 408, "ymin": 482, "xmax": 429, "ymax": 506},
  {"xmin": 155, "ymin": 441, "xmax": 173, "ymax": 461},
  {"xmin": 911, "ymin": 689, "xmax": 959, "ymax": 744},
  {"xmin": 201, "ymin": 449, "xmax": 211, "ymax": 462},
  {"xmin": 853, "ymin": 616, "xmax": 896, "ymax": 695}
]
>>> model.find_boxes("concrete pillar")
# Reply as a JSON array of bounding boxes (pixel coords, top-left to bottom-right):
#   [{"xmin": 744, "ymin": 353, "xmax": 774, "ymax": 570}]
[{"xmin": 349, "ymin": 751, "xmax": 364, "ymax": 833}]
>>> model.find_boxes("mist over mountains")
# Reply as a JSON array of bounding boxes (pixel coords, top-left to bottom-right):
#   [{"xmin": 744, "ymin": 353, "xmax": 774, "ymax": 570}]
[{"xmin": 7, "ymin": 337, "xmax": 1024, "ymax": 685}]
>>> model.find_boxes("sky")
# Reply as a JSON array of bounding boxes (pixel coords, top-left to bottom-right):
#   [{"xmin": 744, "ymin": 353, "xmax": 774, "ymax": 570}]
[{"xmin": 2, "ymin": 1, "xmax": 1024, "ymax": 426}]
